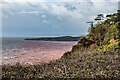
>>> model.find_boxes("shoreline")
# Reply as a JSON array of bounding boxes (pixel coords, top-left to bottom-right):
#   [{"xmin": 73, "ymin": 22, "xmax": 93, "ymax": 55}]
[
  {"xmin": 2, "ymin": 49, "xmax": 66, "ymax": 66},
  {"xmin": 2, "ymin": 41, "xmax": 77, "ymax": 66}
]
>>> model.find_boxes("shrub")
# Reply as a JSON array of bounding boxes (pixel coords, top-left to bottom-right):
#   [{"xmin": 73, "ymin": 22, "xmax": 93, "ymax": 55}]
[{"xmin": 95, "ymin": 41, "xmax": 120, "ymax": 53}]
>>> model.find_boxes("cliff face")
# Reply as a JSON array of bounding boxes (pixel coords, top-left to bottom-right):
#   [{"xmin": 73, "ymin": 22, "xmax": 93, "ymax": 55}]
[{"xmin": 71, "ymin": 12, "xmax": 120, "ymax": 53}]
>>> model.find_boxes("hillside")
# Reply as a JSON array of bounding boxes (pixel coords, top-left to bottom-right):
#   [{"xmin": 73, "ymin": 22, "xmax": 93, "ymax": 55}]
[
  {"xmin": 71, "ymin": 12, "xmax": 120, "ymax": 53},
  {"xmin": 2, "ymin": 11, "xmax": 120, "ymax": 79}
]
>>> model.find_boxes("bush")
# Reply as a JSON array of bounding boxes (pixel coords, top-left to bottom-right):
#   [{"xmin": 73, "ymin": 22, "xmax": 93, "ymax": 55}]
[{"xmin": 95, "ymin": 41, "xmax": 120, "ymax": 53}]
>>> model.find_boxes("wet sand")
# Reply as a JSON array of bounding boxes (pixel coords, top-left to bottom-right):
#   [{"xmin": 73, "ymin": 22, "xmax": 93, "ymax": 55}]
[{"xmin": 2, "ymin": 41, "xmax": 77, "ymax": 65}]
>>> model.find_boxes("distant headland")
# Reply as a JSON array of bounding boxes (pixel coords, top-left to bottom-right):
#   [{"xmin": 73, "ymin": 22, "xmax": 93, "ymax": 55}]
[{"xmin": 24, "ymin": 36, "xmax": 81, "ymax": 41}]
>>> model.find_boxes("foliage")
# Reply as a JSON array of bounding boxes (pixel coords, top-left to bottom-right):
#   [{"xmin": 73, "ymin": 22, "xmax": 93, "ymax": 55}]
[
  {"xmin": 71, "ymin": 37, "xmax": 95, "ymax": 52},
  {"xmin": 103, "ymin": 22, "xmax": 120, "ymax": 44},
  {"xmin": 86, "ymin": 11, "xmax": 120, "ymax": 53},
  {"xmin": 95, "ymin": 41, "xmax": 120, "ymax": 53}
]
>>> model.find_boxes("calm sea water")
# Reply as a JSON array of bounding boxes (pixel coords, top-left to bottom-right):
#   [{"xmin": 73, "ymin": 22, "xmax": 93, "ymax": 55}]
[
  {"xmin": 2, "ymin": 37, "xmax": 77, "ymax": 54},
  {"xmin": 2, "ymin": 37, "xmax": 28, "ymax": 50}
]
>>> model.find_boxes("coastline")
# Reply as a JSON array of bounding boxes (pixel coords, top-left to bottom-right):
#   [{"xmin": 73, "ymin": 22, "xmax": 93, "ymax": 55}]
[
  {"xmin": 2, "ymin": 41, "xmax": 77, "ymax": 66},
  {"xmin": 24, "ymin": 36, "xmax": 81, "ymax": 41}
]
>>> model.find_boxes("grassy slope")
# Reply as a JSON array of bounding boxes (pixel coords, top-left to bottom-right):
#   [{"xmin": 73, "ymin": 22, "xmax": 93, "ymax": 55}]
[
  {"xmin": 2, "ymin": 12, "xmax": 120, "ymax": 79},
  {"xmin": 2, "ymin": 50, "xmax": 120, "ymax": 78}
]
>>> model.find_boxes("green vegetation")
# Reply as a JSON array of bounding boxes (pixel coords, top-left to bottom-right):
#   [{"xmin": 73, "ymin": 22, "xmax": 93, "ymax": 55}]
[
  {"xmin": 95, "ymin": 41, "xmax": 120, "ymax": 53},
  {"xmin": 104, "ymin": 22, "xmax": 120, "ymax": 44},
  {"xmin": 86, "ymin": 12, "xmax": 120, "ymax": 52},
  {"xmin": 2, "ymin": 11, "xmax": 120, "ymax": 79}
]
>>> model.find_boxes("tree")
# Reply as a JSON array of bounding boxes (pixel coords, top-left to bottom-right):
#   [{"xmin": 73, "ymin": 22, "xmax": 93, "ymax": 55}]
[
  {"xmin": 86, "ymin": 21, "xmax": 94, "ymax": 33},
  {"xmin": 95, "ymin": 14, "xmax": 104, "ymax": 24},
  {"xmin": 86, "ymin": 21, "xmax": 94, "ymax": 28},
  {"xmin": 106, "ymin": 14, "xmax": 112, "ymax": 19}
]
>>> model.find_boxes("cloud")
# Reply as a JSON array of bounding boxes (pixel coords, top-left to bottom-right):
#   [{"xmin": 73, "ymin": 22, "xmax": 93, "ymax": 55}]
[
  {"xmin": 41, "ymin": 15, "xmax": 47, "ymax": 18},
  {"xmin": 2, "ymin": 0, "xmax": 118, "ymax": 37},
  {"xmin": 3, "ymin": 1, "xmax": 118, "ymax": 21},
  {"xmin": 18, "ymin": 10, "xmax": 39, "ymax": 14},
  {"xmin": 50, "ymin": 4, "xmax": 68, "ymax": 16},
  {"xmin": 3, "ymin": 0, "xmax": 120, "ymax": 2},
  {"xmin": 42, "ymin": 20, "xmax": 49, "ymax": 24},
  {"xmin": 3, "ymin": 0, "xmax": 46, "ymax": 2}
]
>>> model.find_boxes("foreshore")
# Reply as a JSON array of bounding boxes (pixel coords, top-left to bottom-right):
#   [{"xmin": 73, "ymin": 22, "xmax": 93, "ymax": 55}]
[{"xmin": 2, "ymin": 41, "xmax": 77, "ymax": 66}]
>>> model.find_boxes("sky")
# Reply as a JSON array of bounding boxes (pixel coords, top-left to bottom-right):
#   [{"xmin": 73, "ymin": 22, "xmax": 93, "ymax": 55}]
[{"xmin": 1, "ymin": 0, "xmax": 119, "ymax": 37}]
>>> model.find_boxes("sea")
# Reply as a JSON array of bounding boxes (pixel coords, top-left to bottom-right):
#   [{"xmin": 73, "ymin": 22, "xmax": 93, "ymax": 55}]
[{"xmin": 1, "ymin": 37, "xmax": 77, "ymax": 54}]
